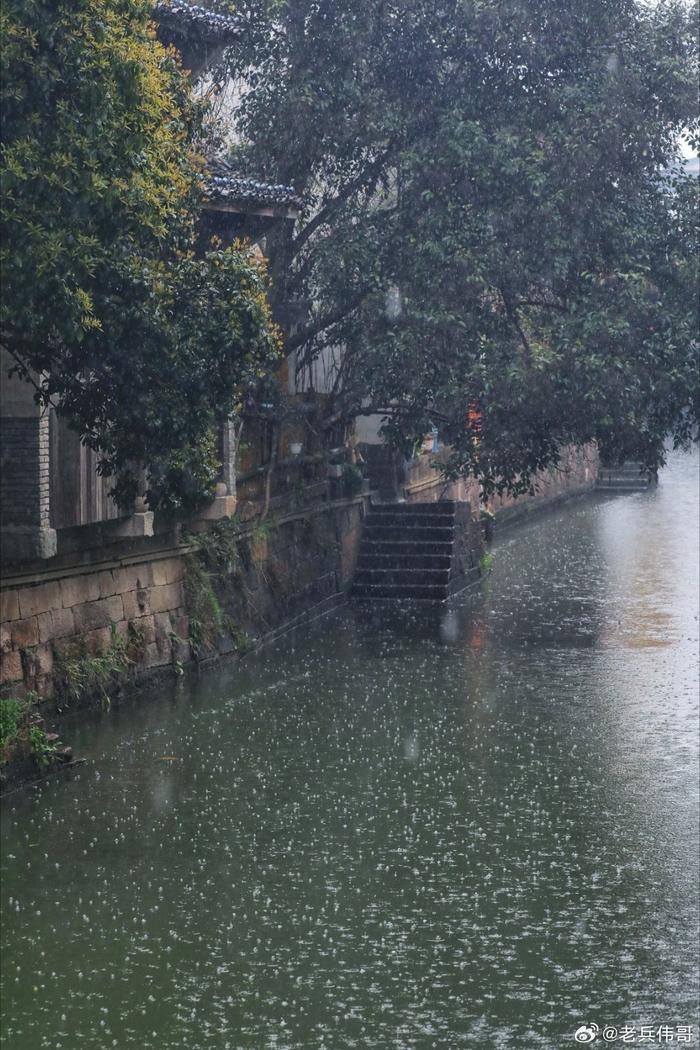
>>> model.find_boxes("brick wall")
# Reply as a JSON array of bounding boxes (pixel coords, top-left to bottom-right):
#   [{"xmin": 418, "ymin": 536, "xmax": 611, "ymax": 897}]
[{"xmin": 0, "ymin": 416, "xmax": 50, "ymax": 528}]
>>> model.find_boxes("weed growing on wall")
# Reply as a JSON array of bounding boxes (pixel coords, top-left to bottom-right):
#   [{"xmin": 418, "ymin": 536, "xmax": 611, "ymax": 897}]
[
  {"xmin": 0, "ymin": 696, "xmax": 27, "ymax": 752},
  {"xmin": 55, "ymin": 625, "xmax": 130, "ymax": 708},
  {"xmin": 183, "ymin": 554, "xmax": 224, "ymax": 656},
  {"xmin": 28, "ymin": 724, "xmax": 55, "ymax": 771},
  {"xmin": 182, "ymin": 517, "xmax": 263, "ymax": 655},
  {"xmin": 0, "ymin": 691, "xmax": 56, "ymax": 773},
  {"xmin": 478, "ymin": 551, "xmax": 494, "ymax": 576}
]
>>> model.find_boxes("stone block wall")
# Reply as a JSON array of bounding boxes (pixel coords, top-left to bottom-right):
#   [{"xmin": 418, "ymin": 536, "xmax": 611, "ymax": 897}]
[
  {"xmin": 0, "ymin": 500, "xmax": 365, "ymax": 705},
  {"xmin": 486, "ymin": 444, "xmax": 598, "ymax": 524},
  {"xmin": 0, "ymin": 443, "xmax": 597, "ymax": 708},
  {"xmin": 191, "ymin": 500, "xmax": 364, "ymax": 653},
  {"xmin": 0, "ymin": 555, "xmax": 190, "ymax": 700}
]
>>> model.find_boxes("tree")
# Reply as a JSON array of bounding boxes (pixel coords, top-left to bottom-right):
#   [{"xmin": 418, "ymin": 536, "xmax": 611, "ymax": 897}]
[
  {"xmin": 225, "ymin": 0, "xmax": 698, "ymax": 493},
  {"xmin": 0, "ymin": 0, "xmax": 280, "ymax": 510}
]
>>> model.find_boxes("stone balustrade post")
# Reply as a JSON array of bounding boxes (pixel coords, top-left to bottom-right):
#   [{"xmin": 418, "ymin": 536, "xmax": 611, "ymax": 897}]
[
  {"xmin": 190, "ymin": 414, "xmax": 238, "ymax": 526},
  {"xmin": 115, "ymin": 464, "xmax": 154, "ymax": 537}
]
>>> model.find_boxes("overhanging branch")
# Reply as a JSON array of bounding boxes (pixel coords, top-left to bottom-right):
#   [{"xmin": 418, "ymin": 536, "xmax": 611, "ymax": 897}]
[
  {"xmin": 290, "ymin": 144, "xmax": 396, "ymax": 261},
  {"xmin": 283, "ymin": 285, "xmax": 372, "ymax": 356}
]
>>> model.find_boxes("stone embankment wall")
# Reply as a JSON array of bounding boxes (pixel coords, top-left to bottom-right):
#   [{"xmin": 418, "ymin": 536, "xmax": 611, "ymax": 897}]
[
  {"xmin": 485, "ymin": 445, "xmax": 598, "ymax": 526},
  {"xmin": 0, "ymin": 499, "xmax": 364, "ymax": 705},
  {"xmin": 0, "ymin": 444, "xmax": 597, "ymax": 706},
  {"xmin": 0, "ymin": 555, "xmax": 188, "ymax": 699},
  {"xmin": 400, "ymin": 443, "xmax": 597, "ymax": 522}
]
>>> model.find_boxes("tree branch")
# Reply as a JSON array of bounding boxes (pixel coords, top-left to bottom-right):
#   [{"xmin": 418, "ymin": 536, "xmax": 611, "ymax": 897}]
[
  {"xmin": 515, "ymin": 297, "xmax": 568, "ymax": 313},
  {"xmin": 283, "ymin": 285, "xmax": 371, "ymax": 355},
  {"xmin": 2, "ymin": 345, "xmax": 58, "ymax": 412},
  {"xmin": 500, "ymin": 289, "xmax": 532, "ymax": 360},
  {"xmin": 290, "ymin": 144, "xmax": 395, "ymax": 260}
]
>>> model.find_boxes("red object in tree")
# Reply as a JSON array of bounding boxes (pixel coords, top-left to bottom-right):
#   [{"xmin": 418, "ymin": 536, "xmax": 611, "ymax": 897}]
[{"xmin": 467, "ymin": 402, "xmax": 482, "ymax": 435}]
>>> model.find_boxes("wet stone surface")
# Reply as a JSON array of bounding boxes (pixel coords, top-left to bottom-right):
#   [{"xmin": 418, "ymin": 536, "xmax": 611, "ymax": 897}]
[{"xmin": 1, "ymin": 450, "xmax": 698, "ymax": 1049}]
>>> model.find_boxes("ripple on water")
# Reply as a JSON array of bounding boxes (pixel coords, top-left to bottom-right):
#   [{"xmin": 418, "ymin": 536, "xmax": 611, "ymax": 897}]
[{"xmin": 1, "ymin": 450, "xmax": 698, "ymax": 1049}]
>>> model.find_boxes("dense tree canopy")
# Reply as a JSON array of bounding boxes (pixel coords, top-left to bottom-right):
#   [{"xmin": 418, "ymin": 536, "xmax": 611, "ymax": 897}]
[
  {"xmin": 0, "ymin": 0, "xmax": 279, "ymax": 509},
  {"xmin": 226, "ymin": 0, "xmax": 699, "ymax": 492},
  {"xmin": 1, "ymin": 0, "xmax": 697, "ymax": 504}
]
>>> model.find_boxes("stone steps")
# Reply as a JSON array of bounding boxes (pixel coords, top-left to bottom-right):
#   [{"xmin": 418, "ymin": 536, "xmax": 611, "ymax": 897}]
[
  {"xmin": 370, "ymin": 502, "xmax": 456, "ymax": 516},
  {"xmin": 364, "ymin": 513, "xmax": 454, "ymax": 529},
  {"xmin": 352, "ymin": 501, "xmax": 460, "ymax": 602},
  {"xmin": 354, "ymin": 567, "xmax": 450, "ymax": 587},
  {"xmin": 360, "ymin": 539, "xmax": 454, "ymax": 557},
  {"xmin": 352, "ymin": 582, "xmax": 450, "ymax": 601},
  {"xmin": 597, "ymin": 479, "xmax": 650, "ymax": 490},
  {"xmin": 363, "ymin": 524, "xmax": 454, "ymax": 543},
  {"xmin": 597, "ymin": 462, "xmax": 654, "ymax": 491},
  {"xmin": 358, "ymin": 553, "xmax": 452, "ymax": 570}
]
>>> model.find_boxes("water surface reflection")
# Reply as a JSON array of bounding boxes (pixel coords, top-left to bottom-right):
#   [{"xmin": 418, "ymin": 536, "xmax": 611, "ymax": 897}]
[{"xmin": 1, "ymin": 451, "xmax": 698, "ymax": 1048}]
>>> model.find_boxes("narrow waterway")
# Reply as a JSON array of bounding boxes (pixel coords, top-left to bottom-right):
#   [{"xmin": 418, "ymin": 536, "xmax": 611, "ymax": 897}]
[{"xmin": 1, "ymin": 451, "xmax": 698, "ymax": 1050}]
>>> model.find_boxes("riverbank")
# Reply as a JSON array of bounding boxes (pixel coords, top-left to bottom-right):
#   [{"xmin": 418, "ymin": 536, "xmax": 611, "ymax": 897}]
[
  {"xmin": 0, "ymin": 446, "xmax": 596, "ymax": 789},
  {"xmin": 1, "ymin": 447, "xmax": 696, "ymax": 1049}
]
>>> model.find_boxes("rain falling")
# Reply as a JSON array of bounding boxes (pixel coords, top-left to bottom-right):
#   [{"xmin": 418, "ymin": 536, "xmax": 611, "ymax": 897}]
[{"xmin": 1, "ymin": 450, "xmax": 698, "ymax": 1049}]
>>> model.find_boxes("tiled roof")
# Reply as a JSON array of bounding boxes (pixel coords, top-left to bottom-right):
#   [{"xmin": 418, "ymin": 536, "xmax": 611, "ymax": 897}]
[
  {"xmin": 205, "ymin": 158, "xmax": 303, "ymax": 211},
  {"xmin": 153, "ymin": 2, "xmax": 242, "ymax": 42}
]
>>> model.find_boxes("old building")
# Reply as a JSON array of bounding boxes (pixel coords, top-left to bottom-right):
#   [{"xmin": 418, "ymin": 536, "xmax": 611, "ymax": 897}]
[{"xmin": 0, "ymin": 1, "xmax": 303, "ymax": 570}]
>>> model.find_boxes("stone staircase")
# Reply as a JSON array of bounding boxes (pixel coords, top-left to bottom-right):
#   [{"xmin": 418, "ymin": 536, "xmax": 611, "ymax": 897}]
[
  {"xmin": 352, "ymin": 501, "xmax": 478, "ymax": 602},
  {"xmin": 596, "ymin": 462, "xmax": 655, "ymax": 492}
]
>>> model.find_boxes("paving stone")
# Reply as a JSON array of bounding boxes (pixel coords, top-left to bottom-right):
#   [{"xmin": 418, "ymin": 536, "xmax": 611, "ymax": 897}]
[
  {"xmin": 112, "ymin": 565, "xmax": 153, "ymax": 595},
  {"xmin": 98, "ymin": 571, "xmax": 118, "ymax": 598},
  {"xmin": 50, "ymin": 607, "xmax": 76, "ymax": 640},
  {"xmin": 34, "ymin": 643, "xmax": 54, "ymax": 675},
  {"xmin": 72, "ymin": 595, "xmax": 124, "ymax": 633},
  {"xmin": 123, "ymin": 588, "xmax": 151, "ymax": 620},
  {"xmin": 151, "ymin": 558, "xmax": 184, "ymax": 587},
  {"xmin": 149, "ymin": 582, "xmax": 184, "ymax": 614},
  {"xmin": 0, "ymin": 623, "xmax": 12, "ymax": 654}
]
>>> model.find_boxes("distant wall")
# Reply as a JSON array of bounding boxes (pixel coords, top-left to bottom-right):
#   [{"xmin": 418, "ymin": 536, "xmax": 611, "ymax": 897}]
[
  {"xmin": 486, "ymin": 445, "xmax": 598, "ymax": 527},
  {"xmin": 364, "ymin": 443, "xmax": 597, "ymax": 519}
]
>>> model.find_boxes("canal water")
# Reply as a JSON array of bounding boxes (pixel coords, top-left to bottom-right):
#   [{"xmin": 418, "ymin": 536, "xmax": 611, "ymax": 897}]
[{"xmin": 1, "ymin": 451, "xmax": 698, "ymax": 1049}]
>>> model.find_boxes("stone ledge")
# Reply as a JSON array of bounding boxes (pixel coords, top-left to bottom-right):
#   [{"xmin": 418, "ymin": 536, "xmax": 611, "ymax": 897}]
[
  {"xmin": 187, "ymin": 495, "xmax": 237, "ymax": 529},
  {"xmin": 1, "ymin": 526, "xmax": 57, "ymax": 563}
]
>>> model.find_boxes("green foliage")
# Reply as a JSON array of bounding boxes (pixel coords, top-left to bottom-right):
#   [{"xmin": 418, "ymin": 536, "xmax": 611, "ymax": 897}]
[
  {"xmin": 182, "ymin": 517, "xmax": 268, "ymax": 654},
  {"xmin": 0, "ymin": 696, "xmax": 25, "ymax": 751},
  {"xmin": 183, "ymin": 553, "xmax": 224, "ymax": 654},
  {"xmin": 342, "ymin": 462, "xmax": 364, "ymax": 495},
  {"xmin": 0, "ymin": 0, "xmax": 280, "ymax": 509},
  {"xmin": 28, "ymin": 724, "xmax": 55, "ymax": 771},
  {"xmin": 226, "ymin": 0, "xmax": 699, "ymax": 492},
  {"xmin": 56, "ymin": 625, "xmax": 130, "ymax": 706},
  {"xmin": 249, "ymin": 515, "xmax": 274, "ymax": 546},
  {"xmin": 0, "ymin": 691, "xmax": 55, "ymax": 771},
  {"xmin": 184, "ymin": 514, "xmax": 244, "ymax": 573},
  {"xmin": 479, "ymin": 551, "xmax": 494, "ymax": 577}
]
